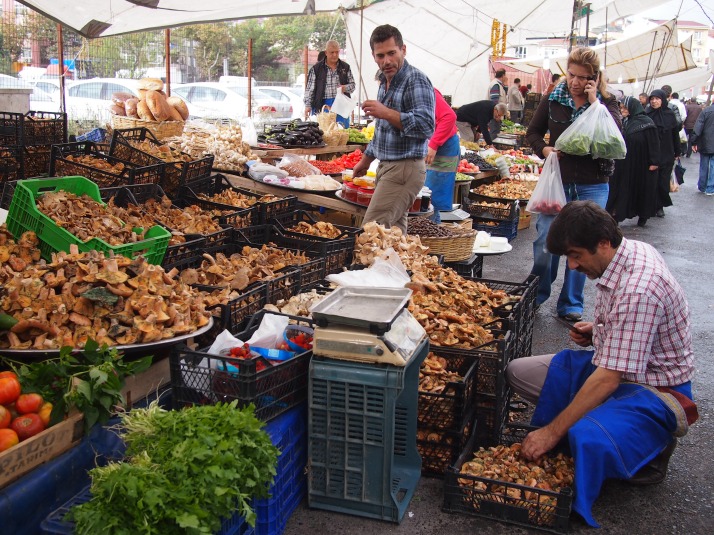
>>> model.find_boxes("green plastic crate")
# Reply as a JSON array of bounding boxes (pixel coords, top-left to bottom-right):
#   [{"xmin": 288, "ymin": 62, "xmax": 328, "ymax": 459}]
[{"xmin": 7, "ymin": 176, "xmax": 170, "ymax": 264}]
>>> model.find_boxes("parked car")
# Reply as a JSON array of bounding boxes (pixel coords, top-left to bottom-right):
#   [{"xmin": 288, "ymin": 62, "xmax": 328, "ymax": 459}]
[
  {"xmin": 65, "ymin": 78, "xmax": 141, "ymax": 123},
  {"xmin": 171, "ymin": 82, "xmax": 291, "ymax": 125},
  {"xmin": 0, "ymin": 74, "xmax": 63, "ymax": 114},
  {"xmin": 257, "ymin": 86, "xmax": 304, "ymax": 119}
]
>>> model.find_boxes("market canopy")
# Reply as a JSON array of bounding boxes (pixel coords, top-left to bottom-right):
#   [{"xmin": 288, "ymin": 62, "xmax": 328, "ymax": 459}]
[
  {"xmin": 501, "ymin": 20, "xmax": 698, "ymax": 89},
  {"xmin": 342, "ymin": 0, "xmax": 670, "ymax": 107},
  {"xmin": 14, "ymin": 0, "xmax": 353, "ymax": 38}
]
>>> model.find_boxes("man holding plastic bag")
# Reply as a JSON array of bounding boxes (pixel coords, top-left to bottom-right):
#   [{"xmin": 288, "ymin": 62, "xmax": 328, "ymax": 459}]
[
  {"xmin": 525, "ymin": 47, "xmax": 623, "ymax": 322},
  {"xmin": 304, "ymin": 40, "xmax": 356, "ymax": 128}
]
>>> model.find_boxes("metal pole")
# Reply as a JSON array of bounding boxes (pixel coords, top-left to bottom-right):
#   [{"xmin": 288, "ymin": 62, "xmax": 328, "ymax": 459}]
[
  {"xmin": 165, "ymin": 29, "xmax": 171, "ymax": 96},
  {"xmin": 604, "ymin": 6, "xmax": 608, "ymax": 68},
  {"xmin": 706, "ymin": 76, "xmax": 713, "ymax": 107},
  {"xmin": 57, "ymin": 23, "xmax": 66, "ymax": 120},
  {"xmin": 568, "ymin": 0, "xmax": 580, "ymax": 52},
  {"xmin": 247, "ymin": 38, "xmax": 253, "ymax": 118},
  {"xmin": 359, "ymin": 0, "xmax": 364, "ymax": 123},
  {"xmin": 585, "ymin": 4, "xmax": 590, "ymax": 47},
  {"xmin": 303, "ymin": 46, "xmax": 308, "ymax": 89}
]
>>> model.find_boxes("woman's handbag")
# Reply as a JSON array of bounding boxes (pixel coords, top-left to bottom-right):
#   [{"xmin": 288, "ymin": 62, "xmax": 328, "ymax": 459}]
[{"xmin": 674, "ymin": 158, "xmax": 686, "ymax": 185}]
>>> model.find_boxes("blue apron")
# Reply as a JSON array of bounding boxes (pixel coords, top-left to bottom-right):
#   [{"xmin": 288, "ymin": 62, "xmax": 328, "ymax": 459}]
[
  {"xmin": 531, "ymin": 349, "xmax": 692, "ymax": 527},
  {"xmin": 425, "ymin": 133, "xmax": 460, "ymax": 223},
  {"xmin": 312, "ymin": 97, "xmax": 350, "ymax": 129}
]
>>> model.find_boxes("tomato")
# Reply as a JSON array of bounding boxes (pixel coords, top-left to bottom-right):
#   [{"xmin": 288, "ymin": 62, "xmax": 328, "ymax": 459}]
[
  {"xmin": 0, "ymin": 428, "xmax": 19, "ymax": 452},
  {"xmin": 38, "ymin": 402, "xmax": 53, "ymax": 427},
  {"xmin": 11, "ymin": 413, "xmax": 45, "ymax": 441},
  {"xmin": 0, "ymin": 405, "xmax": 11, "ymax": 428},
  {"xmin": 0, "ymin": 377, "xmax": 21, "ymax": 405},
  {"xmin": 16, "ymin": 393, "xmax": 44, "ymax": 415},
  {"xmin": 0, "ymin": 371, "xmax": 18, "ymax": 380}
]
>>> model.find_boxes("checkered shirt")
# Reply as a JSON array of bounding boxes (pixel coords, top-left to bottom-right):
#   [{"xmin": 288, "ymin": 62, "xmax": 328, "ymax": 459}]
[{"xmin": 592, "ymin": 238, "xmax": 694, "ymax": 386}]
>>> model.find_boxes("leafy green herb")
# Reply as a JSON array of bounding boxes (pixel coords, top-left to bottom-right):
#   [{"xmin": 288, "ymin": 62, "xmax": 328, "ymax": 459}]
[
  {"xmin": 554, "ymin": 133, "xmax": 591, "ymax": 156},
  {"xmin": 70, "ymin": 401, "xmax": 279, "ymax": 534},
  {"xmin": 2, "ymin": 339, "xmax": 152, "ymax": 432}
]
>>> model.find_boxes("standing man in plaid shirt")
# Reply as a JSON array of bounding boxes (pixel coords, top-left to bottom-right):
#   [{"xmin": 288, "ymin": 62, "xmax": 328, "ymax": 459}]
[
  {"xmin": 506, "ymin": 201, "xmax": 697, "ymax": 528},
  {"xmin": 352, "ymin": 25, "xmax": 435, "ymax": 234},
  {"xmin": 304, "ymin": 40, "xmax": 356, "ymax": 128}
]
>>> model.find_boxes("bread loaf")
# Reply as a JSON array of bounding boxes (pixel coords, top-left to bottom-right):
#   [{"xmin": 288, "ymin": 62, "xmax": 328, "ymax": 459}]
[
  {"xmin": 167, "ymin": 96, "xmax": 189, "ymax": 120},
  {"xmin": 146, "ymin": 90, "xmax": 170, "ymax": 122},
  {"xmin": 138, "ymin": 77, "xmax": 164, "ymax": 91},
  {"xmin": 125, "ymin": 98, "xmax": 140, "ymax": 118},
  {"xmin": 111, "ymin": 91, "xmax": 135, "ymax": 105},
  {"xmin": 109, "ymin": 103, "xmax": 126, "ymax": 116},
  {"xmin": 138, "ymin": 89, "xmax": 148, "ymax": 101},
  {"xmin": 166, "ymin": 103, "xmax": 184, "ymax": 122},
  {"xmin": 137, "ymin": 100, "xmax": 156, "ymax": 121}
]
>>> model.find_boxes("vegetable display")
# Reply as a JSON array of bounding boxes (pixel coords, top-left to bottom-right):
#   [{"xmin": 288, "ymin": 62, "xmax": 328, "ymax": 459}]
[
  {"xmin": 258, "ymin": 120, "xmax": 324, "ymax": 147},
  {"xmin": 69, "ymin": 401, "xmax": 279, "ymax": 534}
]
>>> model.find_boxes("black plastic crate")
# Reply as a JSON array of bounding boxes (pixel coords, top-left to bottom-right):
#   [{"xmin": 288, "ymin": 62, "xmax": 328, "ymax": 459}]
[
  {"xmin": 444, "ymin": 253, "xmax": 484, "ymax": 278},
  {"xmin": 181, "ymin": 174, "xmax": 297, "ymax": 224},
  {"xmin": 463, "ymin": 193, "xmax": 518, "ymax": 222},
  {"xmin": 0, "ymin": 111, "xmax": 24, "ymax": 146},
  {"xmin": 0, "ymin": 147, "xmax": 22, "ymax": 184},
  {"xmin": 108, "ymin": 128, "xmax": 213, "ymax": 197},
  {"xmin": 443, "ymin": 423, "xmax": 573, "ymax": 533},
  {"xmin": 170, "ymin": 311, "xmax": 313, "ymax": 422},
  {"xmin": 23, "ymin": 145, "xmax": 52, "ymax": 178},
  {"xmin": 417, "ymin": 409, "xmax": 476, "ymax": 477},
  {"xmin": 176, "ymin": 195, "xmax": 258, "ymax": 229},
  {"xmin": 471, "ymin": 215, "xmax": 519, "ymax": 242},
  {"xmin": 23, "ymin": 111, "xmax": 67, "ymax": 146},
  {"xmin": 50, "ymin": 141, "xmax": 166, "ymax": 188},
  {"xmin": 195, "ymin": 281, "xmax": 269, "ymax": 339},
  {"xmin": 270, "ymin": 210, "xmax": 359, "ymax": 275}
]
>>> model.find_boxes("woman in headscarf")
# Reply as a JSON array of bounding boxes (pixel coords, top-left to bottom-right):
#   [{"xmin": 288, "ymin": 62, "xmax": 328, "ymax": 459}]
[
  {"xmin": 607, "ymin": 96, "xmax": 661, "ymax": 226},
  {"xmin": 645, "ymin": 89, "xmax": 681, "ymax": 217}
]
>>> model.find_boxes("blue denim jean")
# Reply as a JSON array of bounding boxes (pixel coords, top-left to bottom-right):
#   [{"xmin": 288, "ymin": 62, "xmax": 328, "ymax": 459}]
[
  {"xmin": 698, "ymin": 153, "xmax": 714, "ymax": 194},
  {"xmin": 531, "ymin": 182, "xmax": 609, "ymax": 315}
]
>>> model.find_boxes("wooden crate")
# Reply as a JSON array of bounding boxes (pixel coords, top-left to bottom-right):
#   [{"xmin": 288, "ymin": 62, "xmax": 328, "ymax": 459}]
[{"xmin": 121, "ymin": 356, "xmax": 171, "ymax": 408}]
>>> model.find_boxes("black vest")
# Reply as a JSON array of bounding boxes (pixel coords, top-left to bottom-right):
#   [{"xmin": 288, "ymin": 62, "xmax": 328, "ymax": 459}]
[{"xmin": 311, "ymin": 59, "xmax": 352, "ymax": 110}]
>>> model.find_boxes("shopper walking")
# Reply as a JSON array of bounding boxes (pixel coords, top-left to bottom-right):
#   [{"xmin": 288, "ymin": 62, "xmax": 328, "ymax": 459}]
[
  {"xmin": 425, "ymin": 88, "xmax": 459, "ymax": 224},
  {"xmin": 507, "ymin": 77, "xmax": 524, "ymax": 123},
  {"xmin": 646, "ymin": 89, "xmax": 680, "ymax": 216},
  {"xmin": 304, "ymin": 40, "xmax": 356, "ymax": 128},
  {"xmin": 690, "ymin": 103, "xmax": 714, "ymax": 195},
  {"xmin": 606, "ymin": 96, "xmax": 660, "ymax": 227},
  {"xmin": 684, "ymin": 98, "xmax": 703, "ymax": 158},
  {"xmin": 352, "ymin": 25, "xmax": 435, "ymax": 234},
  {"xmin": 487, "ymin": 69, "xmax": 508, "ymax": 103},
  {"xmin": 525, "ymin": 47, "xmax": 621, "ymax": 321}
]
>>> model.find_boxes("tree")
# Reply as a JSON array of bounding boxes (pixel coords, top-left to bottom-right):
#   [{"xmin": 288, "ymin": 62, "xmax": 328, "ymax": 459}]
[{"xmin": 173, "ymin": 23, "xmax": 233, "ymax": 81}]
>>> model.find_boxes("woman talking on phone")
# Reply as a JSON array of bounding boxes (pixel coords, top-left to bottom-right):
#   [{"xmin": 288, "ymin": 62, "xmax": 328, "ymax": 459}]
[{"xmin": 525, "ymin": 47, "xmax": 622, "ymax": 322}]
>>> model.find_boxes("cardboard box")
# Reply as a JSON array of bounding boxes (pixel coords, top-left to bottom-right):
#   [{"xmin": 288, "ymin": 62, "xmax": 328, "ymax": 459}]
[
  {"xmin": 121, "ymin": 355, "xmax": 171, "ymax": 408},
  {"xmin": 0, "ymin": 411, "xmax": 84, "ymax": 489}
]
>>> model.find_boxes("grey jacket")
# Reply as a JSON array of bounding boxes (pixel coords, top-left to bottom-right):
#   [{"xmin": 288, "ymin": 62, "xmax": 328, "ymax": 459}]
[{"xmin": 690, "ymin": 106, "xmax": 714, "ymax": 155}]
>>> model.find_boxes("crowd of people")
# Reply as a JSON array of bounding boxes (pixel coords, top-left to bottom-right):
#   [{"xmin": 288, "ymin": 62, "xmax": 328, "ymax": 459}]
[{"xmin": 308, "ymin": 27, "xmax": 703, "ymax": 529}]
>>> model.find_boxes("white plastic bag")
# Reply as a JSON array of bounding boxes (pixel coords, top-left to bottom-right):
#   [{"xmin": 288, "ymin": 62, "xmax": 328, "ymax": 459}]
[
  {"xmin": 248, "ymin": 161, "xmax": 289, "ymax": 181},
  {"xmin": 525, "ymin": 152, "xmax": 567, "ymax": 215},
  {"xmin": 331, "ymin": 91, "xmax": 356, "ymax": 118},
  {"xmin": 239, "ymin": 117, "xmax": 258, "ymax": 146},
  {"xmin": 554, "ymin": 100, "xmax": 626, "ymax": 159},
  {"xmin": 277, "ymin": 153, "xmax": 320, "ymax": 177}
]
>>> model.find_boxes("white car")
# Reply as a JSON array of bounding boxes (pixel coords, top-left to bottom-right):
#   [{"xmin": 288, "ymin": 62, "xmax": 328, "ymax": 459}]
[
  {"xmin": 257, "ymin": 86, "xmax": 305, "ymax": 119},
  {"xmin": 65, "ymin": 78, "xmax": 141, "ymax": 123},
  {"xmin": 171, "ymin": 82, "xmax": 291, "ymax": 125}
]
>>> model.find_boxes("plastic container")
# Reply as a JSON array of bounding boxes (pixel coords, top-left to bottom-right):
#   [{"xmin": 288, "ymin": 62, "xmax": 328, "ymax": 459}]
[
  {"xmin": 283, "ymin": 325, "xmax": 314, "ymax": 352},
  {"xmin": 352, "ymin": 175, "xmax": 375, "ymax": 188},
  {"xmin": 420, "ymin": 188, "xmax": 431, "ymax": 212},
  {"xmin": 342, "ymin": 180, "xmax": 359, "ymax": 202},
  {"xmin": 6, "ymin": 176, "xmax": 171, "ymax": 264},
  {"xmin": 341, "ymin": 169, "xmax": 353, "ymax": 182},
  {"xmin": 357, "ymin": 186, "xmax": 374, "ymax": 206},
  {"xmin": 308, "ymin": 340, "xmax": 428, "ymax": 523},
  {"xmin": 411, "ymin": 194, "xmax": 422, "ymax": 213}
]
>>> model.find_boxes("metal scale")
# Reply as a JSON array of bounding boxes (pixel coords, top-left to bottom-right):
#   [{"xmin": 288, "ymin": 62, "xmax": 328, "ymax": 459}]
[{"xmin": 309, "ymin": 287, "xmax": 427, "ymax": 366}]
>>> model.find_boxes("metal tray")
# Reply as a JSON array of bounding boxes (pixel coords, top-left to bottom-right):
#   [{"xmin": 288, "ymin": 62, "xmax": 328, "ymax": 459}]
[
  {"xmin": 309, "ymin": 287, "xmax": 412, "ymax": 334},
  {"xmin": 0, "ymin": 317, "xmax": 214, "ymax": 360}
]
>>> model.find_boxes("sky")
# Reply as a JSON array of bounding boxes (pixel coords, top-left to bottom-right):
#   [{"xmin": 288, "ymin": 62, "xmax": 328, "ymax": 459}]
[{"xmin": 641, "ymin": 0, "xmax": 713, "ymax": 26}]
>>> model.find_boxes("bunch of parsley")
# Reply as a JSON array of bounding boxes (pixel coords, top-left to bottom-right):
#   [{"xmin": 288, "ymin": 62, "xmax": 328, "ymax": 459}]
[{"xmin": 70, "ymin": 401, "xmax": 279, "ymax": 534}]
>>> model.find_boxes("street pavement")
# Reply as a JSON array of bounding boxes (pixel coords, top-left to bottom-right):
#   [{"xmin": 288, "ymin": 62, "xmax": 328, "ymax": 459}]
[{"xmin": 285, "ymin": 153, "xmax": 714, "ymax": 534}]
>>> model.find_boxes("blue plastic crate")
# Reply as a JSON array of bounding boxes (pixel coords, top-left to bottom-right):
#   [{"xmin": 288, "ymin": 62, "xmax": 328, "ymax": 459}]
[{"xmin": 307, "ymin": 340, "xmax": 429, "ymax": 523}]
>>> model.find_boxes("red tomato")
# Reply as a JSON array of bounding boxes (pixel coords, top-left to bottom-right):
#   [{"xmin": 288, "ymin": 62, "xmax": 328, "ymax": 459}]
[
  {"xmin": 0, "ymin": 428, "xmax": 19, "ymax": 452},
  {"xmin": 0, "ymin": 405, "xmax": 11, "ymax": 429},
  {"xmin": 0, "ymin": 377, "xmax": 21, "ymax": 405},
  {"xmin": 11, "ymin": 413, "xmax": 45, "ymax": 441},
  {"xmin": 0, "ymin": 371, "xmax": 18, "ymax": 380},
  {"xmin": 16, "ymin": 393, "xmax": 44, "ymax": 415},
  {"xmin": 38, "ymin": 402, "xmax": 53, "ymax": 427}
]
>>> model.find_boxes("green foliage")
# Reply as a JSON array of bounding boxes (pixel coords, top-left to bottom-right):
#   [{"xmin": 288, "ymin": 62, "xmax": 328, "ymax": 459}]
[
  {"xmin": 70, "ymin": 402, "xmax": 279, "ymax": 534},
  {"xmin": 3, "ymin": 339, "xmax": 152, "ymax": 432}
]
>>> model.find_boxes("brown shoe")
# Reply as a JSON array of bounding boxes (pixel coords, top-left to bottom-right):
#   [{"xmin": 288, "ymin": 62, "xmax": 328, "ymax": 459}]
[{"xmin": 627, "ymin": 439, "xmax": 677, "ymax": 486}]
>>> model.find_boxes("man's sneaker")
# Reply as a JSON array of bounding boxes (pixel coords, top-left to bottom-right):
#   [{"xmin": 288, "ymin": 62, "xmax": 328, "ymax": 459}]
[
  {"xmin": 559, "ymin": 312, "xmax": 582, "ymax": 322},
  {"xmin": 627, "ymin": 439, "xmax": 677, "ymax": 486}
]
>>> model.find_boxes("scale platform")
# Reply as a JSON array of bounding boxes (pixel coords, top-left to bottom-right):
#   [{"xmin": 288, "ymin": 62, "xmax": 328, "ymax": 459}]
[{"xmin": 313, "ymin": 308, "xmax": 426, "ymax": 366}]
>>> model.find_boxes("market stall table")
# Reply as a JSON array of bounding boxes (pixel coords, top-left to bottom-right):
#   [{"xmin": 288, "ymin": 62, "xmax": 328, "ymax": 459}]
[{"xmin": 252, "ymin": 144, "xmax": 365, "ymax": 162}]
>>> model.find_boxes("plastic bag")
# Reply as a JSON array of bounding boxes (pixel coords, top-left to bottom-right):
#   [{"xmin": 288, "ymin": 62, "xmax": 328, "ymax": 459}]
[
  {"xmin": 277, "ymin": 153, "xmax": 320, "ymax": 177},
  {"xmin": 331, "ymin": 91, "xmax": 356, "ymax": 117},
  {"xmin": 525, "ymin": 152, "xmax": 567, "ymax": 215},
  {"xmin": 248, "ymin": 161, "xmax": 288, "ymax": 181},
  {"xmin": 554, "ymin": 100, "xmax": 626, "ymax": 159},
  {"xmin": 239, "ymin": 117, "xmax": 258, "ymax": 146}
]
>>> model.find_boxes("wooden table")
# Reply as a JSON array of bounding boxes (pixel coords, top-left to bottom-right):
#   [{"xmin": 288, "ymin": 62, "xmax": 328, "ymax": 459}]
[{"xmin": 252, "ymin": 144, "xmax": 363, "ymax": 161}]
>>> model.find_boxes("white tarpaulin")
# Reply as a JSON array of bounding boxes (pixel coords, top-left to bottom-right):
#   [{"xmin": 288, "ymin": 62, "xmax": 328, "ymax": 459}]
[
  {"xmin": 15, "ymin": 0, "xmax": 352, "ymax": 38},
  {"xmin": 609, "ymin": 67, "xmax": 713, "ymax": 98},
  {"xmin": 342, "ymin": 0, "xmax": 670, "ymax": 107},
  {"xmin": 501, "ymin": 20, "xmax": 697, "ymax": 89}
]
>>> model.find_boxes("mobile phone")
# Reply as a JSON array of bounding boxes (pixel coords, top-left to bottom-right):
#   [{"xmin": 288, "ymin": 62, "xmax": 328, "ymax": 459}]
[{"xmin": 553, "ymin": 315, "xmax": 581, "ymax": 333}]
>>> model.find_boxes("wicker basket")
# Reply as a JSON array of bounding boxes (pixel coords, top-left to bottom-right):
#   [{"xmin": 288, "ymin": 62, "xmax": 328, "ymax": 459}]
[
  {"xmin": 420, "ymin": 229, "xmax": 477, "ymax": 262},
  {"xmin": 111, "ymin": 116, "xmax": 184, "ymax": 140}
]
